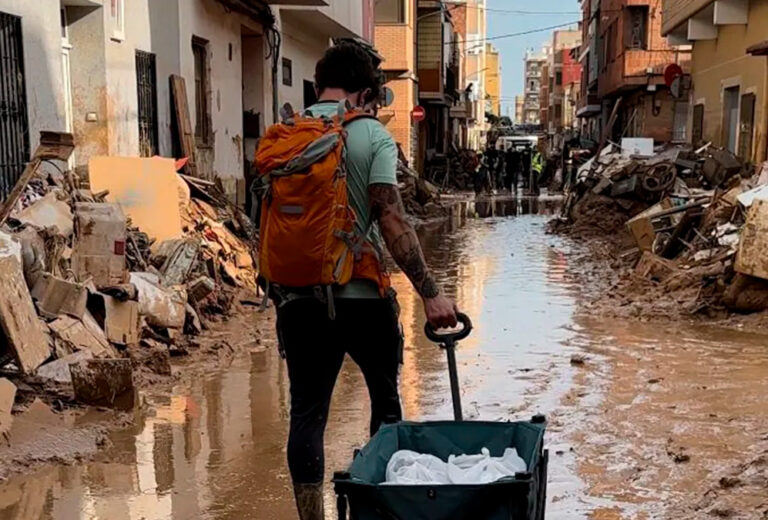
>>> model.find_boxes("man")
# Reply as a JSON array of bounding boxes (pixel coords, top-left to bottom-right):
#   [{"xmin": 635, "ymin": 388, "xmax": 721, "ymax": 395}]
[
  {"xmin": 505, "ymin": 146, "xmax": 520, "ymax": 194},
  {"xmin": 275, "ymin": 43, "xmax": 458, "ymax": 519}
]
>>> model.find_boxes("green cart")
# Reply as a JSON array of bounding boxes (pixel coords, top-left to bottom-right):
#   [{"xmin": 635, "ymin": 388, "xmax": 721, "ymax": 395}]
[{"xmin": 333, "ymin": 314, "xmax": 549, "ymax": 519}]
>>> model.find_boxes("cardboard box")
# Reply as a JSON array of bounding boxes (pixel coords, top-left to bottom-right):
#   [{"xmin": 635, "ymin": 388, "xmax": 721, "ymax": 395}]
[
  {"xmin": 72, "ymin": 203, "xmax": 127, "ymax": 288},
  {"xmin": 31, "ymin": 273, "xmax": 87, "ymax": 319},
  {"xmin": 87, "ymin": 292, "xmax": 139, "ymax": 345}
]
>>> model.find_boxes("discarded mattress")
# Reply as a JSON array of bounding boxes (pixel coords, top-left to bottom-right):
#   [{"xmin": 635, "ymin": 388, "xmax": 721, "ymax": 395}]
[{"xmin": 384, "ymin": 447, "xmax": 527, "ymax": 486}]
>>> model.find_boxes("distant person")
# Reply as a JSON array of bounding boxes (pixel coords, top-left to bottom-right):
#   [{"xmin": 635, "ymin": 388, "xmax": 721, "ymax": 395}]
[{"xmin": 505, "ymin": 147, "xmax": 521, "ymax": 194}]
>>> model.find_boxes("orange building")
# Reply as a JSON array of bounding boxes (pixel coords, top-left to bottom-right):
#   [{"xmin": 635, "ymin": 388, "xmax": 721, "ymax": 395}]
[
  {"xmin": 375, "ymin": 0, "xmax": 418, "ymax": 166},
  {"xmin": 597, "ymin": 0, "xmax": 691, "ymax": 142}
]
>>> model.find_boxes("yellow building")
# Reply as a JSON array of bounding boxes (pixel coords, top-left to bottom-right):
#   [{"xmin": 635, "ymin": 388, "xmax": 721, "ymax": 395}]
[
  {"xmin": 375, "ymin": 0, "xmax": 418, "ymax": 165},
  {"xmin": 663, "ymin": 0, "xmax": 768, "ymax": 162},
  {"xmin": 464, "ymin": 0, "xmax": 488, "ymax": 150},
  {"xmin": 515, "ymin": 95, "xmax": 524, "ymax": 123},
  {"xmin": 485, "ymin": 44, "xmax": 501, "ymax": 117}
]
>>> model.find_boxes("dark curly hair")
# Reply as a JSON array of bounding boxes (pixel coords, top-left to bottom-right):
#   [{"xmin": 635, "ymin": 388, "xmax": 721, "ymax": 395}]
[{"xmin": 315, "ymin": 42, "xmax": 380, "ymax": 102}]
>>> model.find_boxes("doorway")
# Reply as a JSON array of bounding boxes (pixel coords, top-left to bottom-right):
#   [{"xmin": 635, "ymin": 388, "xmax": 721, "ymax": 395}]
[
  {"xmin": 303, "ymin": 80, "xmax": 317, "ymax": 108},
  {"xmin": 135, "ymin": 50, "xmax": 159, "ymax": 157},
  {"xmin": 242, "ymin": 25, "xmax": 265, "ymax": 216},
  {"xmin": 723, "ymin": 86, "xmax": 740, "ymax": 154}
]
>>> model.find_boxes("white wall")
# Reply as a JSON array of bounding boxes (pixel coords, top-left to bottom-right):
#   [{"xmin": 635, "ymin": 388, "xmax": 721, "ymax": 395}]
[
  {"xmin": 179, "ymin": 0, "xmax": 264, "ymax": 181},
  {"xmin": 320, "ymin": 0, "xmax": 363, "ymax": 37},
  {"xmin": 103, "ymin": 0, "xmax": 154, "ymax": 157},
  {"xmin": 278, "ymin": 18, "xmax": 329, "ymax": 111},
  {"xmin": 0, "ymin": 0, "xmax": 68, "ymax": 151}
]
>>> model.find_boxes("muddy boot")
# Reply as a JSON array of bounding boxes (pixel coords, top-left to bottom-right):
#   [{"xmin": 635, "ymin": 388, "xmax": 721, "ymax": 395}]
[{"xmin": 293, "ymin": 482, "xmax": 324, "ymax": 520}]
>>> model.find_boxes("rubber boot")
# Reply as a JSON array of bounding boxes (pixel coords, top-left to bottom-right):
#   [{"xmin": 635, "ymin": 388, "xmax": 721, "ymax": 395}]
[{"xmin": 293, "ymin": 482, "xmax": 324, "ymax": 520}]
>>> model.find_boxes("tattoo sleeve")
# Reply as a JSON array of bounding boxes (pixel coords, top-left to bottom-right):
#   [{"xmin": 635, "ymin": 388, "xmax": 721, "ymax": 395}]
[{"xmin": 369, "ymin": 183, "xmax": 440, "ymax": 298}]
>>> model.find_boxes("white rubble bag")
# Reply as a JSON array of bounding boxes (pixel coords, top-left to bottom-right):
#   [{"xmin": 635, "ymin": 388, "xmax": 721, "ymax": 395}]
[{"xmin": 384, "ymin": 447, "xmax": 527, "ymax": 486}]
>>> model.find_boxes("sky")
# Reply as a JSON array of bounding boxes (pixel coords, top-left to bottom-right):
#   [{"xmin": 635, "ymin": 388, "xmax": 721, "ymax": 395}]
[{"xmin": 486, "ymin": 0, "xmax": 582, "ymax": 117}]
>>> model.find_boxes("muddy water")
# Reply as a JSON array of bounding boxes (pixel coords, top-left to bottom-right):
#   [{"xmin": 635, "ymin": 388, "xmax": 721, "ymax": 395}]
[{"xmin": 1, "ymin": 196, "xmax": 767, "ymax": 520}]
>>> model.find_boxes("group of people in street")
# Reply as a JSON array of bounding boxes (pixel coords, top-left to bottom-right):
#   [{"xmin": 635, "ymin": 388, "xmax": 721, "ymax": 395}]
[{"xmin": 474, "ymin": 145, "xmax": 542, "ymax": 196}]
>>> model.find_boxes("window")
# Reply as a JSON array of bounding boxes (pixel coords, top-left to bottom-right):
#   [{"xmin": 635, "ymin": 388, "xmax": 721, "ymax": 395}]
[
  {"xmin": 192, "ymin": 36, "xmax": 212, "ymax": 146},
  {"xmin": 625, "ymin": 6, "xmax": 649, "ymax": 50},
  {"xmin": 554, "ymin": 104, "xmax": 562, "ymax": 120},
  {"xmin": 282, "ymin": 58, "xmax": 293, "ymax": 87},
  {"xmin": 692, "ymin": 104, "xmax": 704, "ymax": 145},
  {"xmin": 110, "ymin": 0, "xmax": 124, "ymax": 41},
  {"xmin": 555, "ymin": 71, "xmax": 563, "ymax": 86},
  {"xmin": 673, "ymin": 101, "xmax": 688, "ymax": 143},
  {"xmin": 375, "ymin": 0, "xmax": 405, "ymax": 24},
  {"xmin": 0, "ymin": 11, "xmax": 30, "ymax": 200}
]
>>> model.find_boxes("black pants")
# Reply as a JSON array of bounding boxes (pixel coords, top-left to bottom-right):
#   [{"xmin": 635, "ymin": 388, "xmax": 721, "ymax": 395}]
[{"xmin": 276, "ymin": 296, "xmax": 403, "ymax": 484}]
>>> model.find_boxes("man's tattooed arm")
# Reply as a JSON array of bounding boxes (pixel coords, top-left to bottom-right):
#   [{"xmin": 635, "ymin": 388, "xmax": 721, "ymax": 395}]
[{"xmin": 369, "ymin": 183, "xmax": 440, "ymax": 298}]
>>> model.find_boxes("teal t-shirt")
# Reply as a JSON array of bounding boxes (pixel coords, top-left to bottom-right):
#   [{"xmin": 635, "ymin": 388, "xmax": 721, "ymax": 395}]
[{"xmin": 306, "ymin": 101, "xmax": 398, "ymax": 298}]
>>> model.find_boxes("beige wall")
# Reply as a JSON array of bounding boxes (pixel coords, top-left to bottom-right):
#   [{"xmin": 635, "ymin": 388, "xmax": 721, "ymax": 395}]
[
  {"xmin": 486, "ymin": 44, "xmax": 501, "ymax": 116},
  {"xmin": 689, "ymin": 1, "xmax": 768, "ymax": 162}
]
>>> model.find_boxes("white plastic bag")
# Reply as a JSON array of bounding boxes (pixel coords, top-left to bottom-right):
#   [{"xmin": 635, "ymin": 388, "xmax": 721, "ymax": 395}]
[
  {"xmin": 384, "ymin": 448, "xmax": 527, "ymax": 485},
  {"xmin": 384, "ymin": 450, "xmax": 450, "ymax": 485},
  {"xmin": 447, "ymin": 448, "xmax": 527, "ymax": 485}
]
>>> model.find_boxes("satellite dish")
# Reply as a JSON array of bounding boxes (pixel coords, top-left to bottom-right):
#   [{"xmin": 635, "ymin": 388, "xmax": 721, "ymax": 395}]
[{"xmin": 381, "ymin": 87, "xmax": 395, "ymax": 108}]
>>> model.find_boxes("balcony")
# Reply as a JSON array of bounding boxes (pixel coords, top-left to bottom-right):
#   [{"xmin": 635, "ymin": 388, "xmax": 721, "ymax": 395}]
[
  {"xmin": 663, "ymin": 0, "xmax": 749, "ymax": 42},
  {"xmin": 280, "ymin": 0, "xmax": 363, "ymax": 39},
  {"xmin": 598, "ymin": 48, "xmax": 691, "ymax": 98}
]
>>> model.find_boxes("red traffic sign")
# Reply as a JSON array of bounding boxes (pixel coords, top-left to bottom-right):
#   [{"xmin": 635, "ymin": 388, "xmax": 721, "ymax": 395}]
[
  {"xmin": 412, "ymin": 106, "xmax": 426, "ymax": 122},
  {"xmin": 664, "ymin": 63, "xmax": 684, "ymax": 88}
]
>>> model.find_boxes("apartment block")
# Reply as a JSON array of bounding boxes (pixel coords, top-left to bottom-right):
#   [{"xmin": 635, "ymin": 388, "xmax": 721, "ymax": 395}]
[{"xmin": 662, "ymin": 0, "xmax": 768, "ymax": 162}]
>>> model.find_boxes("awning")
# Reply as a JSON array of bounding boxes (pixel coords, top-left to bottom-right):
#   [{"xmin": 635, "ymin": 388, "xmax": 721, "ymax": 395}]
[
  {"xmin": 280, "ymin": 8, "xmax": 358, "ymax": 38},
  {"xmin": 576, "ymin": 104, "xmax": 601, "ymax": 118},
  {"xmin": 747, "ymin": 40, "xmax": 768, "ymax": 56}
]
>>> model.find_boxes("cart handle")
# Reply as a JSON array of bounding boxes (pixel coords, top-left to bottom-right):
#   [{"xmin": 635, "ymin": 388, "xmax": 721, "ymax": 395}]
[{"xmin": 424, "ymin": 313, "xmax": 473, "ymax": 345}]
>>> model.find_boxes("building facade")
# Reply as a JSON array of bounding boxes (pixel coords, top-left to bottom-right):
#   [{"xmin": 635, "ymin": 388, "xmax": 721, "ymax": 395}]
[
  {"xmin": 0, "ymin": 0, "xmax": 369, "ymax": 205},
  {"xmin": 486, "ymin": 43, "xmax": 501, "ymax": 116},
  {"xmin": 547, "ymin": 29, "xmax": 582, "ymax": 135},
  {"xmin": 523, "ymin": 48, "xmax": 547, "ymax": 125},
  {"xmin": 662, "ymin": 0, "xmax": 768, "ymax": 163},
  {"xmin": 375, "ymin": 0, "xmax": 418, "ymax": 165},
  {"xmin": 464, "ymin": 0, "xmax": 488, "ymax": 149}
]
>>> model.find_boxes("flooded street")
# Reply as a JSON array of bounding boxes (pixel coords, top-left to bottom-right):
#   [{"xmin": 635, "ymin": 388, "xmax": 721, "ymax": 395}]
[{"xmin": 1, "ymin": 197, "xmax": 767, "ymax": 519}]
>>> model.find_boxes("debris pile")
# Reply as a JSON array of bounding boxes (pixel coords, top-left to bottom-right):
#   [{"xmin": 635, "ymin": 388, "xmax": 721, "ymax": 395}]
[
  {"xmin": 0, "ymin": 132, "xmax": 258, "ymax": 425},
  {"xmin": 553, "ymin": 138, "xmax": 768, "ymax": 320},
  {"xmin": 397, "ymin": 160, "xmax": 447, "ymax": 221}
]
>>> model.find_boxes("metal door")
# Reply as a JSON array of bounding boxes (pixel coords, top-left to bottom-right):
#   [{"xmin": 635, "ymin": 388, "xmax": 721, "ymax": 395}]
[
  {"xmin": 739, "ymin": 93, "xmax": 756, "ymax": 161},
  {"xmin": 136, "ymin": 50, "xmax": 159, "ymax": 157},
  {"xmin": 0, "ymin": 12, "xmax": 29, "ymax": 200},
  {"xmin": 723, "ymin": 86, "xmax": 740, "ymax": 154}
]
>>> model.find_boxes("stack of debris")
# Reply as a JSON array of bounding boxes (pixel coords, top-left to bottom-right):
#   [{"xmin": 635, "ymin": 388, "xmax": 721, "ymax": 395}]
[
  {"xmin": 397, "ymin": 160, "xmax": 447, "ymax": 221},
  {"xmin": 0, "ymin": 132, "xmax": 258, "ymax": 422},
  {"xmin": 554, "ymin": 137, "xmax": 768, "ymax": 318}
]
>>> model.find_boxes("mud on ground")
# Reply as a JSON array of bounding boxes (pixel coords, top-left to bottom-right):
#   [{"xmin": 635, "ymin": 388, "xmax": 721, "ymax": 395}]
[
  {"xmin": 0, "ymin": 299, "xmax": 268, "ymax": 482},
  {"xmin": 550, "ymin": 193, "xmax": 768, "ymax": 333}
]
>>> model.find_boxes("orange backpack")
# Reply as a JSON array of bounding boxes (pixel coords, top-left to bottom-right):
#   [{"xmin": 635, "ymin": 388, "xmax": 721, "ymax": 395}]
[{"xmin": 254, "ymin": 103, "xmax": 390, "ymax": 304}]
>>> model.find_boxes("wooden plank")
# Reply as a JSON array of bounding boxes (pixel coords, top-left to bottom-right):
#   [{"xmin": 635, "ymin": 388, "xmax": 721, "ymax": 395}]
[
  {"xmin": 0, "ymin": 255, "xmax": 50, "ymax": 374},
  {"xmin": 170, "ymin": 75, "xmax": 199, "ymax": 177}
]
